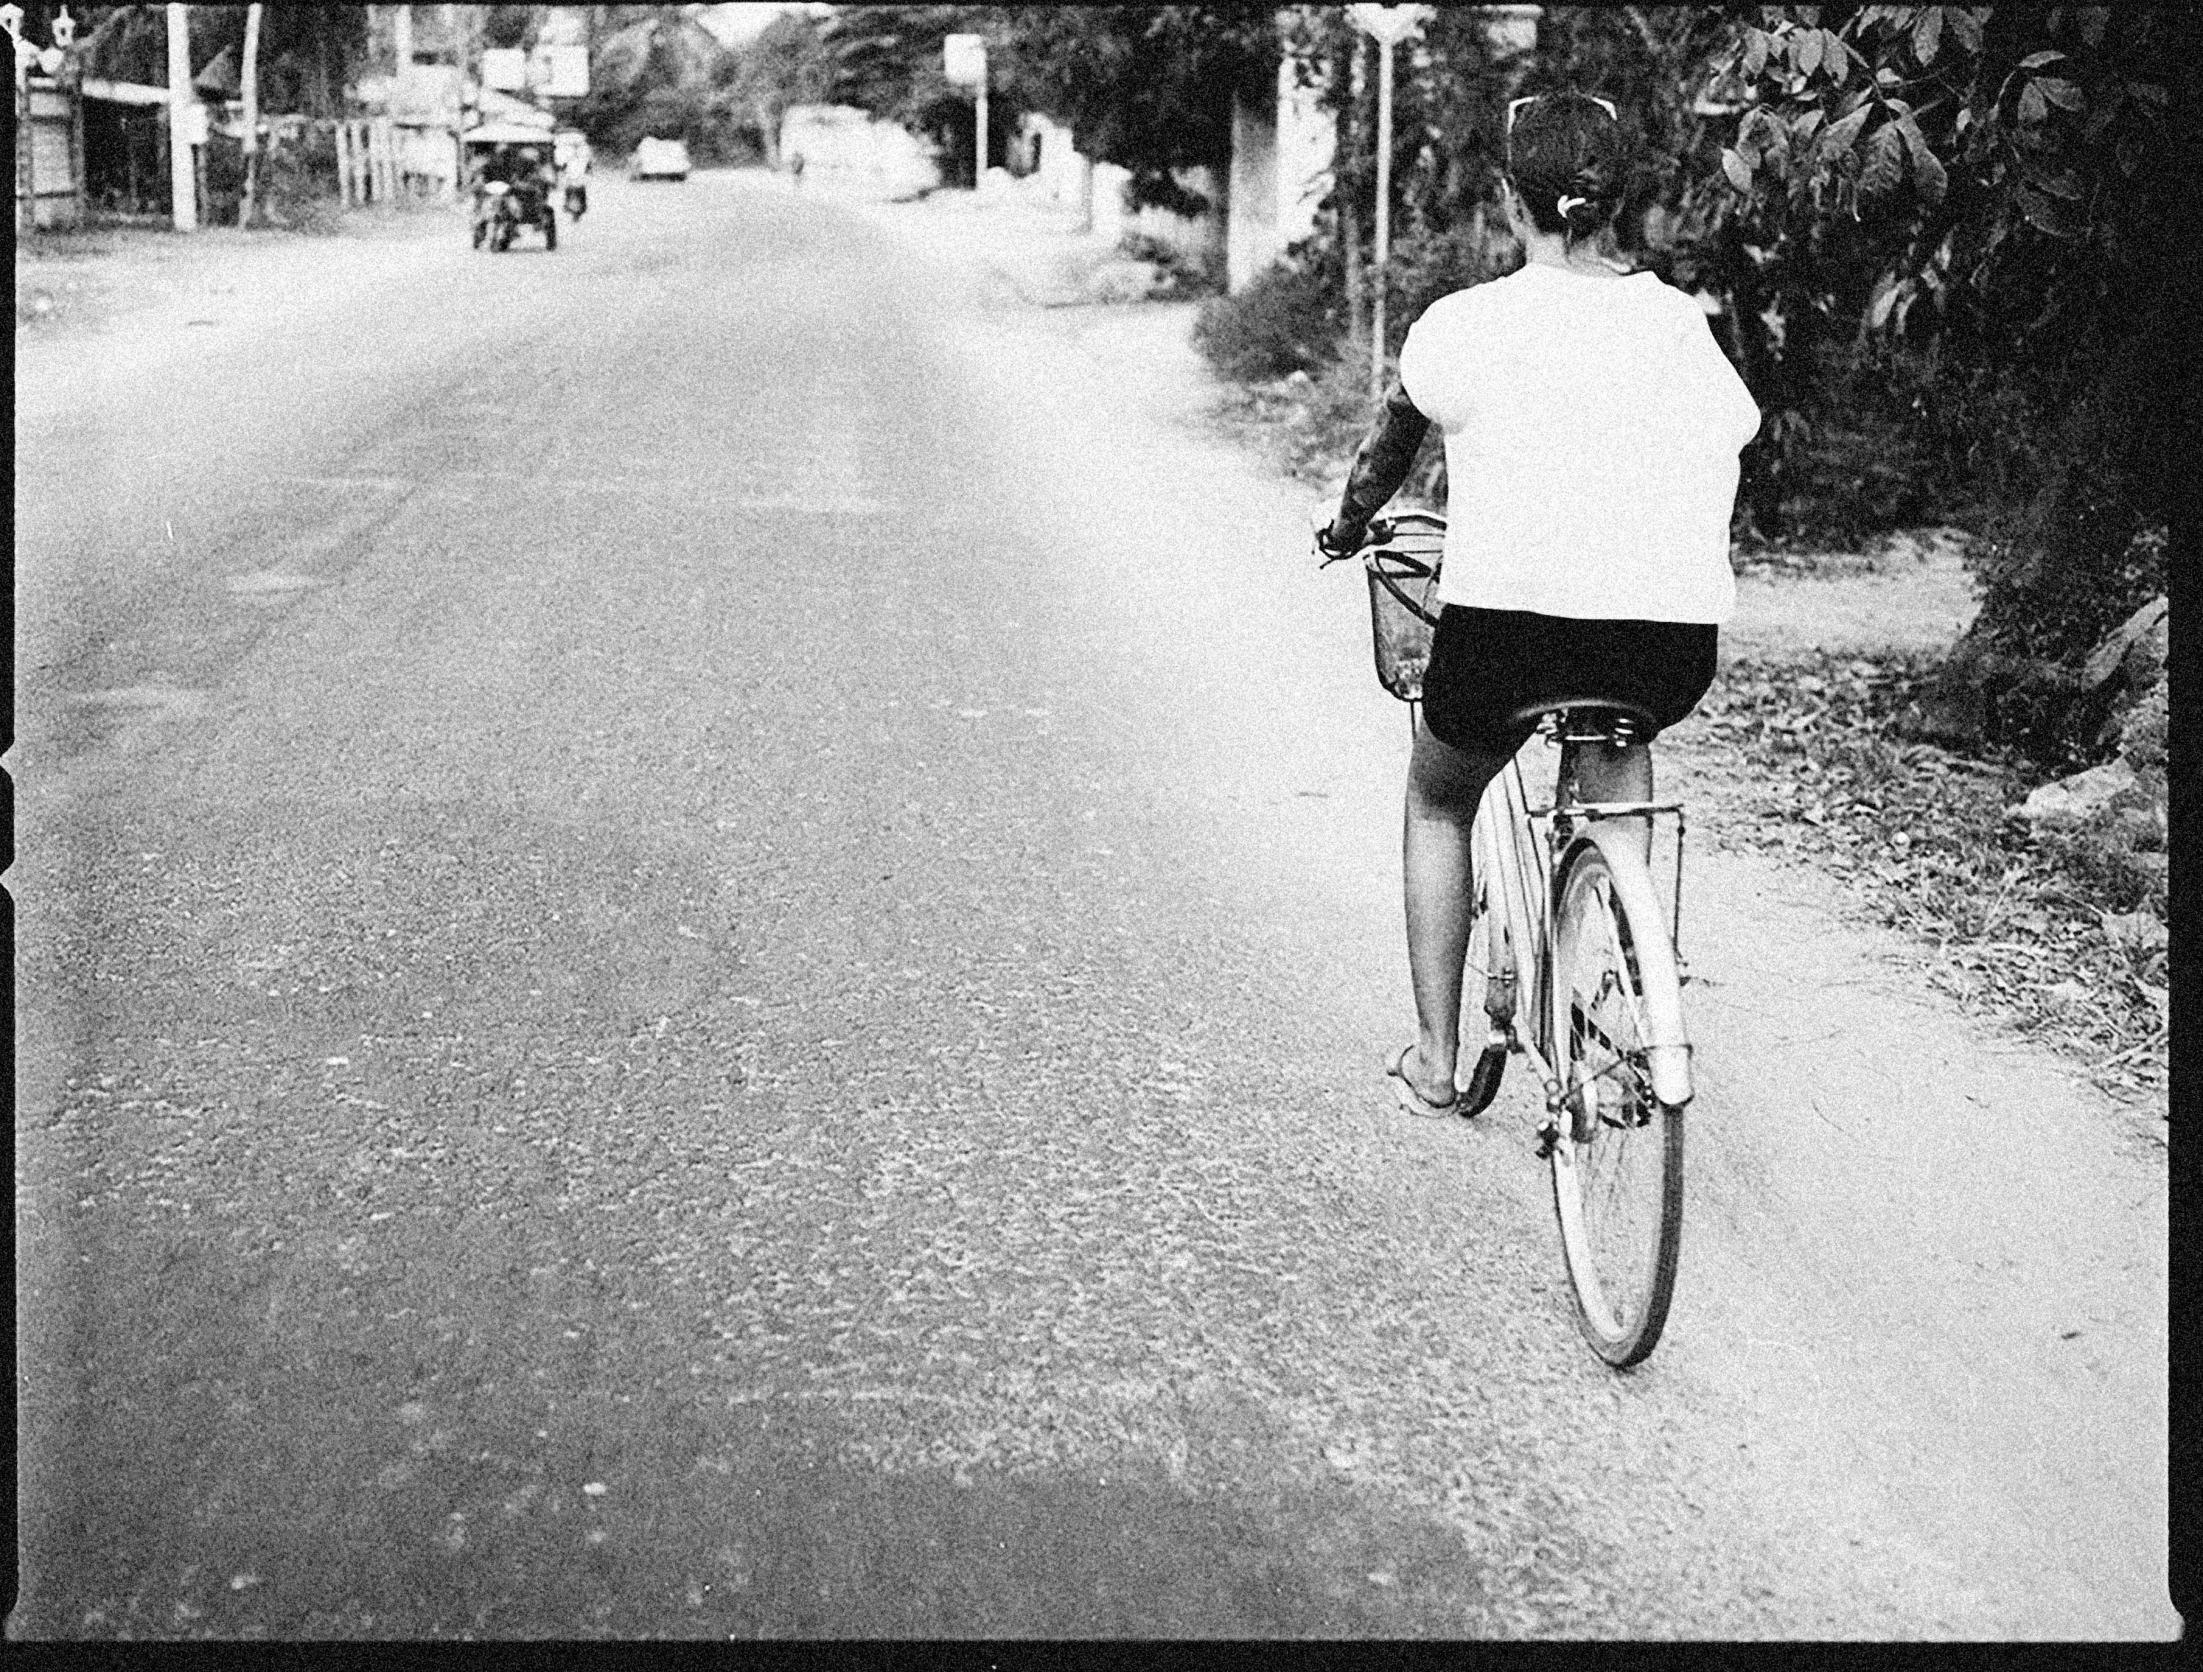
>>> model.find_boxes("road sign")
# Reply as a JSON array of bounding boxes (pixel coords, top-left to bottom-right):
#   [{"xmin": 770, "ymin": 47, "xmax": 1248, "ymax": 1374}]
[
  {"xmin": 481, "ymin": 47, "xmax": 525, "ymax": 93},
  {"xmin": 530, "ymin": 44, "xmax": 587, "ymax": 98},
  {"xmin": 942, "ymin": 33, "xmax": 985, "ymax": 89}
]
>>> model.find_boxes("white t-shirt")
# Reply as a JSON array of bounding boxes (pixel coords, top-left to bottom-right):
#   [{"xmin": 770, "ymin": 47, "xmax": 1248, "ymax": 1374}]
[{"xmin": 1397, "ymin": 262, "xmax": 1762, "ymax": 623}]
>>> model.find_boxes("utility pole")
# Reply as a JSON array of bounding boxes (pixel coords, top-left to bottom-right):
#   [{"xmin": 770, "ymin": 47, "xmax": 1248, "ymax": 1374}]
[
  {"xmin": 165, "ymin": 2, "xmax": 195, "ymax": 229},
  {"xmin": 240, "ymin": 2, "xmax": 261, "ymax": 226}
]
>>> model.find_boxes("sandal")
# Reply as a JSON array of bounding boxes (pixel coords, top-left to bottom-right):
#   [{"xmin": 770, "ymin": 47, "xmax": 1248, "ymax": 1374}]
[{"xmin": 1387, "ymin": 1043, "xmax": 1460, "ymax": 1119}]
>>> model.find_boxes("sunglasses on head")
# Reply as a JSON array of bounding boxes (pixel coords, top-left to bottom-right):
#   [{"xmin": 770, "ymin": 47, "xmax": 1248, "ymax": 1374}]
[{"xmin": 1507, "ymin": 93, "xmax": 1619, "ymax": 132}]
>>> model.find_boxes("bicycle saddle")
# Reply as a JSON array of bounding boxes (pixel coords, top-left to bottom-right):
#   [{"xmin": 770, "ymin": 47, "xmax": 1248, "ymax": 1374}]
[{"xmin": 1512, "ymin": 697, "xmax": 1657, "ymax": 731}]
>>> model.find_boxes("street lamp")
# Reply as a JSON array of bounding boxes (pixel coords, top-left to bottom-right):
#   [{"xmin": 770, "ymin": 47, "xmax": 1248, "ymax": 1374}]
[{"xmin": 1348, "ymin": 3, "xmax": 1432, "ymax": 401}]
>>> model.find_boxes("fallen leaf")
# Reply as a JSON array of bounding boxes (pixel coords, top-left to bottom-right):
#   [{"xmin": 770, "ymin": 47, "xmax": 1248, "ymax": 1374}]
[{"xmin": 2099, "ymin": 910, "xmax": 2167, "ymax": 953}]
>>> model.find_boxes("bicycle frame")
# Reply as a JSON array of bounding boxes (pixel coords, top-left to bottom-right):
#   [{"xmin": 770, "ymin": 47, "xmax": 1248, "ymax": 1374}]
[{"xmin": 1468, "ymin": 743, "xmax": 1696, "ymax": 1135}]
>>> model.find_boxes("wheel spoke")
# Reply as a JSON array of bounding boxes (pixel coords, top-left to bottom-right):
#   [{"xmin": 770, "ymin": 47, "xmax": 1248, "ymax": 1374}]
[{"xmin": 1585, "ymin": 881, "xmax": 1651, "ymax": 1045}]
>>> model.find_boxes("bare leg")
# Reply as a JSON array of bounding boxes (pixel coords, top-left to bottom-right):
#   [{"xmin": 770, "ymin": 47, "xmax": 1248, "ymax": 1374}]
[{"xmin": 1401, "ymin": 723, "xmax": 1511, "ymax": 1106}]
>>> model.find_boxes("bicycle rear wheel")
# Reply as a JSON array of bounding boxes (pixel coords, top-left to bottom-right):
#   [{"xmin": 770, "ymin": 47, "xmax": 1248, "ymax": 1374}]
[{"xmin": 1548, "ymin": 837, "xmax": 1684, "ymax": 1367}]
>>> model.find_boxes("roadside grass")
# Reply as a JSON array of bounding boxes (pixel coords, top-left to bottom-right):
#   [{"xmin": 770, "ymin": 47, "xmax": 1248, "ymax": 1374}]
[
  {"xmin": 1686, "ymin": 652, "xmax": 2168, "ymax": 1111},
  {"xmin": 1214, "ymin": 359, "xmax": 1425, "ymax": 481}
]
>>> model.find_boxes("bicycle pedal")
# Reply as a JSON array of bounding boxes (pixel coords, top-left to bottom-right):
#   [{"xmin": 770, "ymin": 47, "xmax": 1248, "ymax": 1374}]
[
  {"xmin": 1534, "ymin": 1119, "xmax": 1559, "ymax": 1159},
  {"xmin": 1457, "ymin": 1041, "xmax": 1507, "ymax": 1118}
]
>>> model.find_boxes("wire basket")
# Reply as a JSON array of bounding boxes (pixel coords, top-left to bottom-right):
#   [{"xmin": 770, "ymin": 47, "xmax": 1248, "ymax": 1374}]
[{"xmin": 1361, "ymin": 512, "xmax": 1447, "ymax": 703}]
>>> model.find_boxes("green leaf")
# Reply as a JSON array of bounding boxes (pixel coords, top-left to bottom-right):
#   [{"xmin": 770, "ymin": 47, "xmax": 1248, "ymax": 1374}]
[
  {"xmin": 1737, "ymin": 106, "xmax": 1774, "ymax": 161},
  {"xmin": 2017, "ymin": 184, "xmax": 2086, "ymax": 238},
  {"xmin": 2019, "ymin": 81, "xmax": 2049, "ymax": 123},
  {"xmin": 1895, "ymin": 115, "xmax": 1948, "ymax": 203},
  {"xmin": 1743, "ymin": 26, "xmax": 1769, "ymax": 79},
  {"xmin": 1866, "ymin": 274, "xmax": 1906, "ymax": 328},
  {"xmin": 2021, "ymin": 158, "xmax": 2085, "ymax": 200},
  {"xmin": 1820, "ymin": 102, "xmax": 1874, "ymax": 158},
  {"xmin": 2127, "ymin": 82, "xmax": 2170, "ymax": 109},
  {"xmin": 1859, "ymin": 120, "xmax": 1906, "ymax": 199},
  {"xmin": 1946, "ymin": 7, "xmax": 1984, "ymax": 52},
  {"xmin": 1825, "ymin": 30, "xmax": 1850, "ymax": 86},
  {"xmin": 1721, "ymin": 147, "xmax": 1755, "ymax": 191},
  {"xmin": 2018, "ymin": 50, "xmax": 2069, "ymax": 69},
  {"xmin": 1797, "ymin": 27, "xmax": 1824, "ymax": 77},
  {"xmin": 2036, "ymin": 77, "xmax": 2085, "ymax": 111},
  {"xmin": 1912, "ymin": 7, "xmax": 1943, "ymax": 67},
  {"xmin": 1791, "ymin": 108, "xmax": 1826, "ymax": 142}
]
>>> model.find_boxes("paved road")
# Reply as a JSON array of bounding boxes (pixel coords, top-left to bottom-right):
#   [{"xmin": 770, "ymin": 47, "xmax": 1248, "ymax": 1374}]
[{"xmin": 11, "ymin": 175, "xmax": 2176, "ymax": 1639}]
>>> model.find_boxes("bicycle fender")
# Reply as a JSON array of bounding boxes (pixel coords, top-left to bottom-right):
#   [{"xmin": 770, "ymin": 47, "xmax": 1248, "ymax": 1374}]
[{"xmin": 1568, "ymin": 827, "xmax": 1694, "ymax": 1108}]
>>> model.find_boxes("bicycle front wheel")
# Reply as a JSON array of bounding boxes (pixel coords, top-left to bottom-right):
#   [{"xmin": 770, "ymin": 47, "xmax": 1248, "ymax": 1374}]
[{"xmin": 1548, "ymin": 837, "xmax": 1684, "ymax": 1368}]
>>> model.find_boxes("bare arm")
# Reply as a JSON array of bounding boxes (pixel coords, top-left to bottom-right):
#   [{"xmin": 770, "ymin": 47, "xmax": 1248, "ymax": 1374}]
[{"xmin": 1324, "ymin": 380, "xmax": 1431, "ymax": 551}]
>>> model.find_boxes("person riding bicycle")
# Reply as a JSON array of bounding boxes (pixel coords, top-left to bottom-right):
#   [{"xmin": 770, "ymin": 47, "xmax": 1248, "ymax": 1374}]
[{"xmin": 1315, "ymin": 91, "xmax": 1761, "ymax": 1119}]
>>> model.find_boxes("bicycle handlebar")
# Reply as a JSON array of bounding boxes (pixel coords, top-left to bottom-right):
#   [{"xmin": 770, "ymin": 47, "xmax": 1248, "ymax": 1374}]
[{"xmin": 1313, "ymin": 505, "xmax": 1448, "ymax": 567}]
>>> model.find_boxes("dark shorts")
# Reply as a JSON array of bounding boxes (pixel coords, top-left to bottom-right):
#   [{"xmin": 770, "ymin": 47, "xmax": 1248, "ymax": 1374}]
[{"xmin": 1420, "ymin": 605, "xmax": 1719, "ymax": 756}]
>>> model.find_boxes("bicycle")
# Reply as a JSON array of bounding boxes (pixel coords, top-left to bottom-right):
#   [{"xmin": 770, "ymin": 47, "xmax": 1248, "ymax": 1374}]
[{"xmin": 1329, "ymin": 509, "xmax": 1692, "ymax": 1368}]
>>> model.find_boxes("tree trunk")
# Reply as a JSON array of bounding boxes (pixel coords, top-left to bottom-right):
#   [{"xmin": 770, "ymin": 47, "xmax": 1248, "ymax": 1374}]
[
  {"xmin": 754, "ymin": 98, "xmax": 778, "ymax": 168},
  {"xmin": 240, "ymin": 3, "xmax": 262, "ymax": 227},
  {"xmin": 1338, "ymin": 32, "xmax": 1366, "ymax": 355}
]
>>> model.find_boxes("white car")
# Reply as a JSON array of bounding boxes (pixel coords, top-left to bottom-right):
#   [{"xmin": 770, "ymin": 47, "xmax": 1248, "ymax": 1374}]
[{"xmin": 629, "ymin": 136, "xmax": 691, "ymax": 181}]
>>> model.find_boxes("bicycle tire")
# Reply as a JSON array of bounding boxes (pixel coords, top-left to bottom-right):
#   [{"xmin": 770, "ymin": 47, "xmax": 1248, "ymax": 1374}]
[{"xmin": 1547, "ymin": 835, "xmax": 1685, "ymax": 1368}]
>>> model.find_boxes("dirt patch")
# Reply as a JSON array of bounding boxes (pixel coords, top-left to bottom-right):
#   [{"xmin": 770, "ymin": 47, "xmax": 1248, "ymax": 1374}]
[{"xmin": 1725, "ymin": 527, "xmax": 1979, "ymax": 657}]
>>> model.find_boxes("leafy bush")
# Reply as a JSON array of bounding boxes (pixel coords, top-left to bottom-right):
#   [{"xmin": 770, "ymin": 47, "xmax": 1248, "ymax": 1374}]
[
  {"xmin": 1745, "ymin": 337, "xmax": 1983, "ymax": 549},
  {"xmin": 258, "ymin": 128, "xmax": 342, "ymax": 233},
  {"xmin": 1191, "ymin": 260, "xmax": 1341, "ymax": 378},
  {"xmin": 201, "ymin": 132, "xmax": 246, "ymax": 226},
  {"xmin": 1383, "ymin": 220, "xmax": 1518, "ymax": 355},
  {"xmin": 199, "ymin": 126, "xmax": 341, "ymax": 232},
  {"xmin": 2120, "ymin": 672, "xmax": 2168, "ymax": 774},
  {"xmin": 1120, "ymin": 233, "xmax": 1225, "ymax": 299}
]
